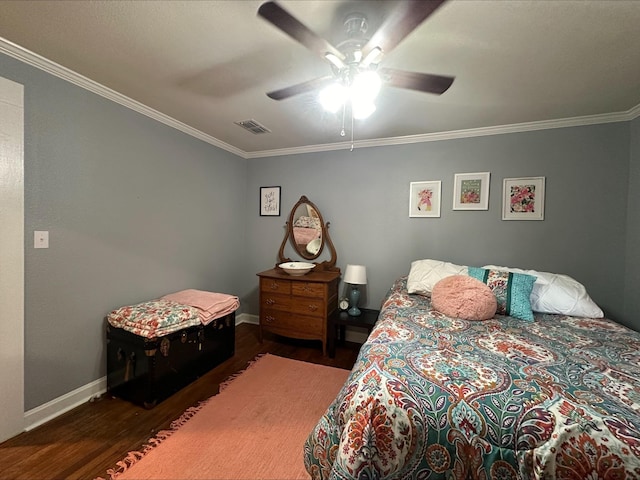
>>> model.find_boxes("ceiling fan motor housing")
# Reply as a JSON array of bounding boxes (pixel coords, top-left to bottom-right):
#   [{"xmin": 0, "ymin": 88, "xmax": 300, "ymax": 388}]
[
  {"xmin": 338, "ymin": 13, "xmax": 369, "ymax": 66},
  {"xmin": 344, "ymin": 13, "xmax": 368, "ymax": 39}
]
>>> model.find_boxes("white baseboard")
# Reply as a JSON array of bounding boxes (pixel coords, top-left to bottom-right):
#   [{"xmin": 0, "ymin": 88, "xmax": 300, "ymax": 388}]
[
  {"xmin": 23, "ymin": 313, "xmax": 257, "ymax": 431},
  {"xmin": 23, "ymin": 312, "xmax": 363, "ymax": 431},
  {"xmin": 236, "ymin": 312, "xmax": 258, "ymax": 325},
  {"xmin": 24, "ymin": 376, "xmax": 107, "ymax": 431}
]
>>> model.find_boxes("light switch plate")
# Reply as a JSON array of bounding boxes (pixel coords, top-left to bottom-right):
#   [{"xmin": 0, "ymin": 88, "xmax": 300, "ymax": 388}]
[{"xmin": 34, "ymin": 230, "xmax": 49, "ymax": 249}]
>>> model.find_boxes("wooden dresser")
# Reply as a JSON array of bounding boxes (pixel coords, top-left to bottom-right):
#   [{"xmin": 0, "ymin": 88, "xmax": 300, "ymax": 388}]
[{"xmin": 257, "ymin": 268, "xmax": 340, "ymax": 355}]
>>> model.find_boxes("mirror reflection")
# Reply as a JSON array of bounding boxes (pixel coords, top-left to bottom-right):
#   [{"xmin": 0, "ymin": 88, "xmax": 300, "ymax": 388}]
[{"xmin": 292, "ymin": 203, "xmax": 322, "ymax": 257}]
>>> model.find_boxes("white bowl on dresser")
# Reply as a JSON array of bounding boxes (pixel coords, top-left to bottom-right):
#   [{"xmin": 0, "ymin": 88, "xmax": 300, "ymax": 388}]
[{"xmin": 278, "ymin": 261, "xmax": 315, "ymax": 276}]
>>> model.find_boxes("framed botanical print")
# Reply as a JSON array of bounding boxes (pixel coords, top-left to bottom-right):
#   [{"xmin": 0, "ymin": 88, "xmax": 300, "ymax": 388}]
[
  {"xmin": 453, "ymin": 172, "xmax": 490, "ymax": 210},
  {"xmin": 502, "ymin": 177, "xmax": 545, "ymax": 220},
  {"xmin": 409, "ymin": 181, "xmax": 441, "ymax": 218}
]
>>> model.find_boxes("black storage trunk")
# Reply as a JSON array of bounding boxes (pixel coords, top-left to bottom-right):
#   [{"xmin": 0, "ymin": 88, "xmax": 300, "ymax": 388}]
[{"xmin": 106, "ymin": 312, "xmax": 235, "ymax": 408}]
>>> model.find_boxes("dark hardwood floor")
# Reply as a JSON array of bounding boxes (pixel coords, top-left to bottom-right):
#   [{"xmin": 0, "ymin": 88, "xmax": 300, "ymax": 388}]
[{"xmin": 0, "ymin": 323, "xmax": 361, "ymax": 480}]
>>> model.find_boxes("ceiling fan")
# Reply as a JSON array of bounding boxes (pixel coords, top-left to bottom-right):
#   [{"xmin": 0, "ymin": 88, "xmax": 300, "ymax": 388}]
[{"xmin": 257, "ymin": 0, "xmax": 454, "ymax": 117}]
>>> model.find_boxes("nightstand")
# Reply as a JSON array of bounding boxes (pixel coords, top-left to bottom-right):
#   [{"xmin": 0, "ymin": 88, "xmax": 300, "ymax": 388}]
[{"xmin": 327, "ymin": 308, "xmax": 380, "ymax": 358}]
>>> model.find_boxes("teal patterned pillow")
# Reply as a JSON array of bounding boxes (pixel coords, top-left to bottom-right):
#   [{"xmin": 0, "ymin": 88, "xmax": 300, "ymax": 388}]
[{"xmin": 467, "ymin": 267, "xmax": 536, "ymax": 321}]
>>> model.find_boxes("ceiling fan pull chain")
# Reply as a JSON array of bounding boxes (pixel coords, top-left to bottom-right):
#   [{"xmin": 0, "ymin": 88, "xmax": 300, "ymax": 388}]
[
  {"xmin": 350, "ymin": 105, "xmax": 355, "ymax": 151},
  {"xmin": 340, "ymin": 103, "xmax": 346, "ymax": 137}
]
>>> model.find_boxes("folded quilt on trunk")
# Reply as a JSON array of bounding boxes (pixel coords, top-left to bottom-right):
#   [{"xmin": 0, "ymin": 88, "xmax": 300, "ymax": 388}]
[
  {"xmin": 161, "ymin": 289, "xmax": 240, "ymax": 325},
  {"xmin": 107, "ymin": 299, "xmax": 201, "ymax": 338},
  {"xmin": 108, "ymin": 290, "xmax": 240, "ymax": 338}
]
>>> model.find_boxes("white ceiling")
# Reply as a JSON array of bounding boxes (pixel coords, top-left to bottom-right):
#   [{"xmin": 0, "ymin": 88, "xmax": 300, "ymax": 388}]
[{"xmin": 0, "ymin": 0, "xmax": 639, "ymax": 158}]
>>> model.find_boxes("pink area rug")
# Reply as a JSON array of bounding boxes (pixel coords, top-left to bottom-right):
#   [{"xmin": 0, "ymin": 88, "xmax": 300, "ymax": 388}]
[{"xmin": 100, "ymin": 354, "xmax": 350, "ymax": 480}]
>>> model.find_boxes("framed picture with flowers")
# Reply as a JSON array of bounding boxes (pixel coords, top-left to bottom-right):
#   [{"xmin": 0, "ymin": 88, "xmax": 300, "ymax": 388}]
[
  {"xmin": 502, "ymin": 176, "xmax": 545, "ymax": 220},
  {"xmin": 409, "ymin": 181, "xmax": 441, "ymax": 218},
  {"xmin": 453, "ymin": 172, "xmax": 490, "ymax": 210}
]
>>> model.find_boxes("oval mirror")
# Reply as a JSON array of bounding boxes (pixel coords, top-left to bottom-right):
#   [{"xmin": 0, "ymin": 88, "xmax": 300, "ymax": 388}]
[
  {"xmin": 278, "ymin": 196, "xmax": 337, "ymax": 271},
  {"xmin": 291, "ymin": 202, "xmax": 322, "ymax": 259}
]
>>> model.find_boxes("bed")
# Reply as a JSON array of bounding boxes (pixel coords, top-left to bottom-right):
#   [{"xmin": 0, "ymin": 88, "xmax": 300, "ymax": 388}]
[{"xmin": 304, "ymin": 262, "xmax": 640, "ymax": 479}]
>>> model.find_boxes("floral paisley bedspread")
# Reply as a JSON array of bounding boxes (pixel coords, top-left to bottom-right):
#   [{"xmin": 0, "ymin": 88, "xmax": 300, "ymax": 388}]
[{"xmin": 304, "ymin": 277, "xmax": 640, "ymax": 479}]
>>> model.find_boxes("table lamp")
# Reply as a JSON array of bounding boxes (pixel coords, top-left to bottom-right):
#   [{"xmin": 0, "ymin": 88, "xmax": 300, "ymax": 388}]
[{"xmin": 344, "ymin": 264, "xmax": 367, "ymax": 316}]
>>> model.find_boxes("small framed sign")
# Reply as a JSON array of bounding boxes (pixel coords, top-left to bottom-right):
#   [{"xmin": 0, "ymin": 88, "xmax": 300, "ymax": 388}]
[{"xmin": 260, "ymin": 186, "xmax": 281, "ymax": 216}]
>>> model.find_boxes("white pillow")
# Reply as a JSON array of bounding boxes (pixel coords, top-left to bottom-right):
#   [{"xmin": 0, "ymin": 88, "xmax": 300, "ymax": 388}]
[
  {"xmin": 483, "ymin": 265, "xmax": 603, "ymax": 318},
  {"xmin": 407, "ymin": 259, "xmax": 468, "ymax": 295}
]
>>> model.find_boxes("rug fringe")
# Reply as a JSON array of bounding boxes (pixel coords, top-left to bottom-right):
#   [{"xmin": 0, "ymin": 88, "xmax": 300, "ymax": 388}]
[
  {"xmin": 96, "ymin": 353, "xmax": 271, "ymax": 480},
  {"xmin": 219, "ymin": 352, "xmax": 268, "ymax": 392}
]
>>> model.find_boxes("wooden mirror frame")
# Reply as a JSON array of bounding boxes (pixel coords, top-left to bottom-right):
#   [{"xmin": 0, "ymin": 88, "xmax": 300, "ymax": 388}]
[{"xmin": 277, "ymin": 196, "xmax": 338, "ymax": 271}]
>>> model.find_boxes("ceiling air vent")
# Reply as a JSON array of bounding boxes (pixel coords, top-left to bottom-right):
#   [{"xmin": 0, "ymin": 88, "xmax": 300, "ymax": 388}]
[{"xmin": 234, "ymin": 119, "xmax": 271, "ymax": 135}]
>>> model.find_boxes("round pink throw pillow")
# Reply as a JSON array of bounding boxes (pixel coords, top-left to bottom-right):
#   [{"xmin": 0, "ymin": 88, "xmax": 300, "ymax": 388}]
[{"xmin": 431, "ymin": 275, "xmax": 497, "ymax": 321}]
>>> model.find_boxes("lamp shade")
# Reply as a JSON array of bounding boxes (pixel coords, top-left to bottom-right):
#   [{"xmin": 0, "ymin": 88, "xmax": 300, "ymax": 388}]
[{"xmin": 344, "ymin": 264, "xmax": 367, "ymax": 285}]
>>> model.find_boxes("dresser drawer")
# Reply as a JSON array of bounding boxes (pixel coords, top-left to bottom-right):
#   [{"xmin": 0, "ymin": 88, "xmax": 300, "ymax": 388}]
[
  {"xmin": 291, "ymin": 282, "xmax": 325, "ymax": 298},
  {"xmin": 261, "ymin": 309, "xmax": 291, "ymax": 329},
  {"xmin": 260, "ymin": 293, "xmax": 291, "ymax": 312},
  {"xmin": 260, "ymin": 277, "xmax": 292, "ymax": 295},
  {"xmin": 290, "ymin": 297, "xmax": 325, "ymax": 317},
  {"xmin": 262, "ymin": 310, "xmax": 323, "ymax": 336}
]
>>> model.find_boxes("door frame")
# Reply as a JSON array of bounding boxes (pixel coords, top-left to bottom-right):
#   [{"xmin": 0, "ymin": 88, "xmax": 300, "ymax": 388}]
[{"xmin": 0, "ymin": 75, "xmax": 25, "ymax": 442}]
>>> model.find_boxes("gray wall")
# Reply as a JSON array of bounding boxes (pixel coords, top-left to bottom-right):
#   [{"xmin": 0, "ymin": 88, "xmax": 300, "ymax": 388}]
[
  {"xmin": 626, "ymin": 117, "xmax": 640, "ymax": 321},
  {"xmin": 246, "ymin": 123, "xmax": 635, "ymax": 331},
  {"xmin": 2, "ymin": 49, "xmax": 638, "ymax": 411},
  {"xmin": 1, "ymin": 53, "xmax": 248, "ymax": 410}
]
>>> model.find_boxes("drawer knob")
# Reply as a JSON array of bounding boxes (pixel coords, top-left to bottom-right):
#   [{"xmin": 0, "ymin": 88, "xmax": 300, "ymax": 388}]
[
  {"xmin": 265, "ymin": 315, "xmax": 275, "ymax": 323},
  {"xmin": 266, "ymin": 298, "xmax": 276, "ymax": 305},
  {"xmin": 270, "ymin": 282, "xmax": 279, "ymax": 290},
  {"xmin": 308, "ymin": 304, "xmax": 318, "ymax": 312}
]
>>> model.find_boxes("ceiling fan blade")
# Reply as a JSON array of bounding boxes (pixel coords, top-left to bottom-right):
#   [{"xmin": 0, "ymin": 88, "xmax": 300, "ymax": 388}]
[
  {"xmin": 267, "ymin": 75, "xmax": 335, "ymax": 100},
  {"xmin": 362, "ymin": 0, "xmax": 447, "ymax": 60},
  {"xmin": 379, "ymin": 68, "xmax": 454, "ymax": 95},
  {"xmin": 258, "ymin": 1, "xmax": 345, "ymax": 66}
]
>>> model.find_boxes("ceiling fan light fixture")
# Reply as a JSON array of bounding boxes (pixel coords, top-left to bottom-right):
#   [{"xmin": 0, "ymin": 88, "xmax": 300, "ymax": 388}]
[
  {"xmin": 324, "ymin": 53, "xmax": 345, "ymax": 69},
  {"xmin": 351, "ymin": 98, "xmax": 376, "ymax": 119},
  {"xmin": 362, "ymin": 47, "xmax": 383, "ymax": 67},
  {"xmin": 319, "ymin": 82, "xmax": 348, "ymax": 112},
  {"xmin": 352, "ymin": 70, "xmax": 382, "ymax": 101},
  {"xmin": 318, "ymin": 71, "xmax": 381, "ymax": 118}
]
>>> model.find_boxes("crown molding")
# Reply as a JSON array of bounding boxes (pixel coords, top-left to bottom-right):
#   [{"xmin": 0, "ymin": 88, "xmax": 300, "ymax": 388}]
[
  {"xmin": 628, "ymin": 102, "xmax": 640, "ymax": 120},
  {"xmin": 248, "ymin": 105, "xmax": 640, "ymax": 158},
  {"xmin": 2, "ymin": 36, "xmax": 638, "ymax": 161},
  {"xmin": 0, "ymin": 38, "xmax": 246, "ymax": 159}
]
